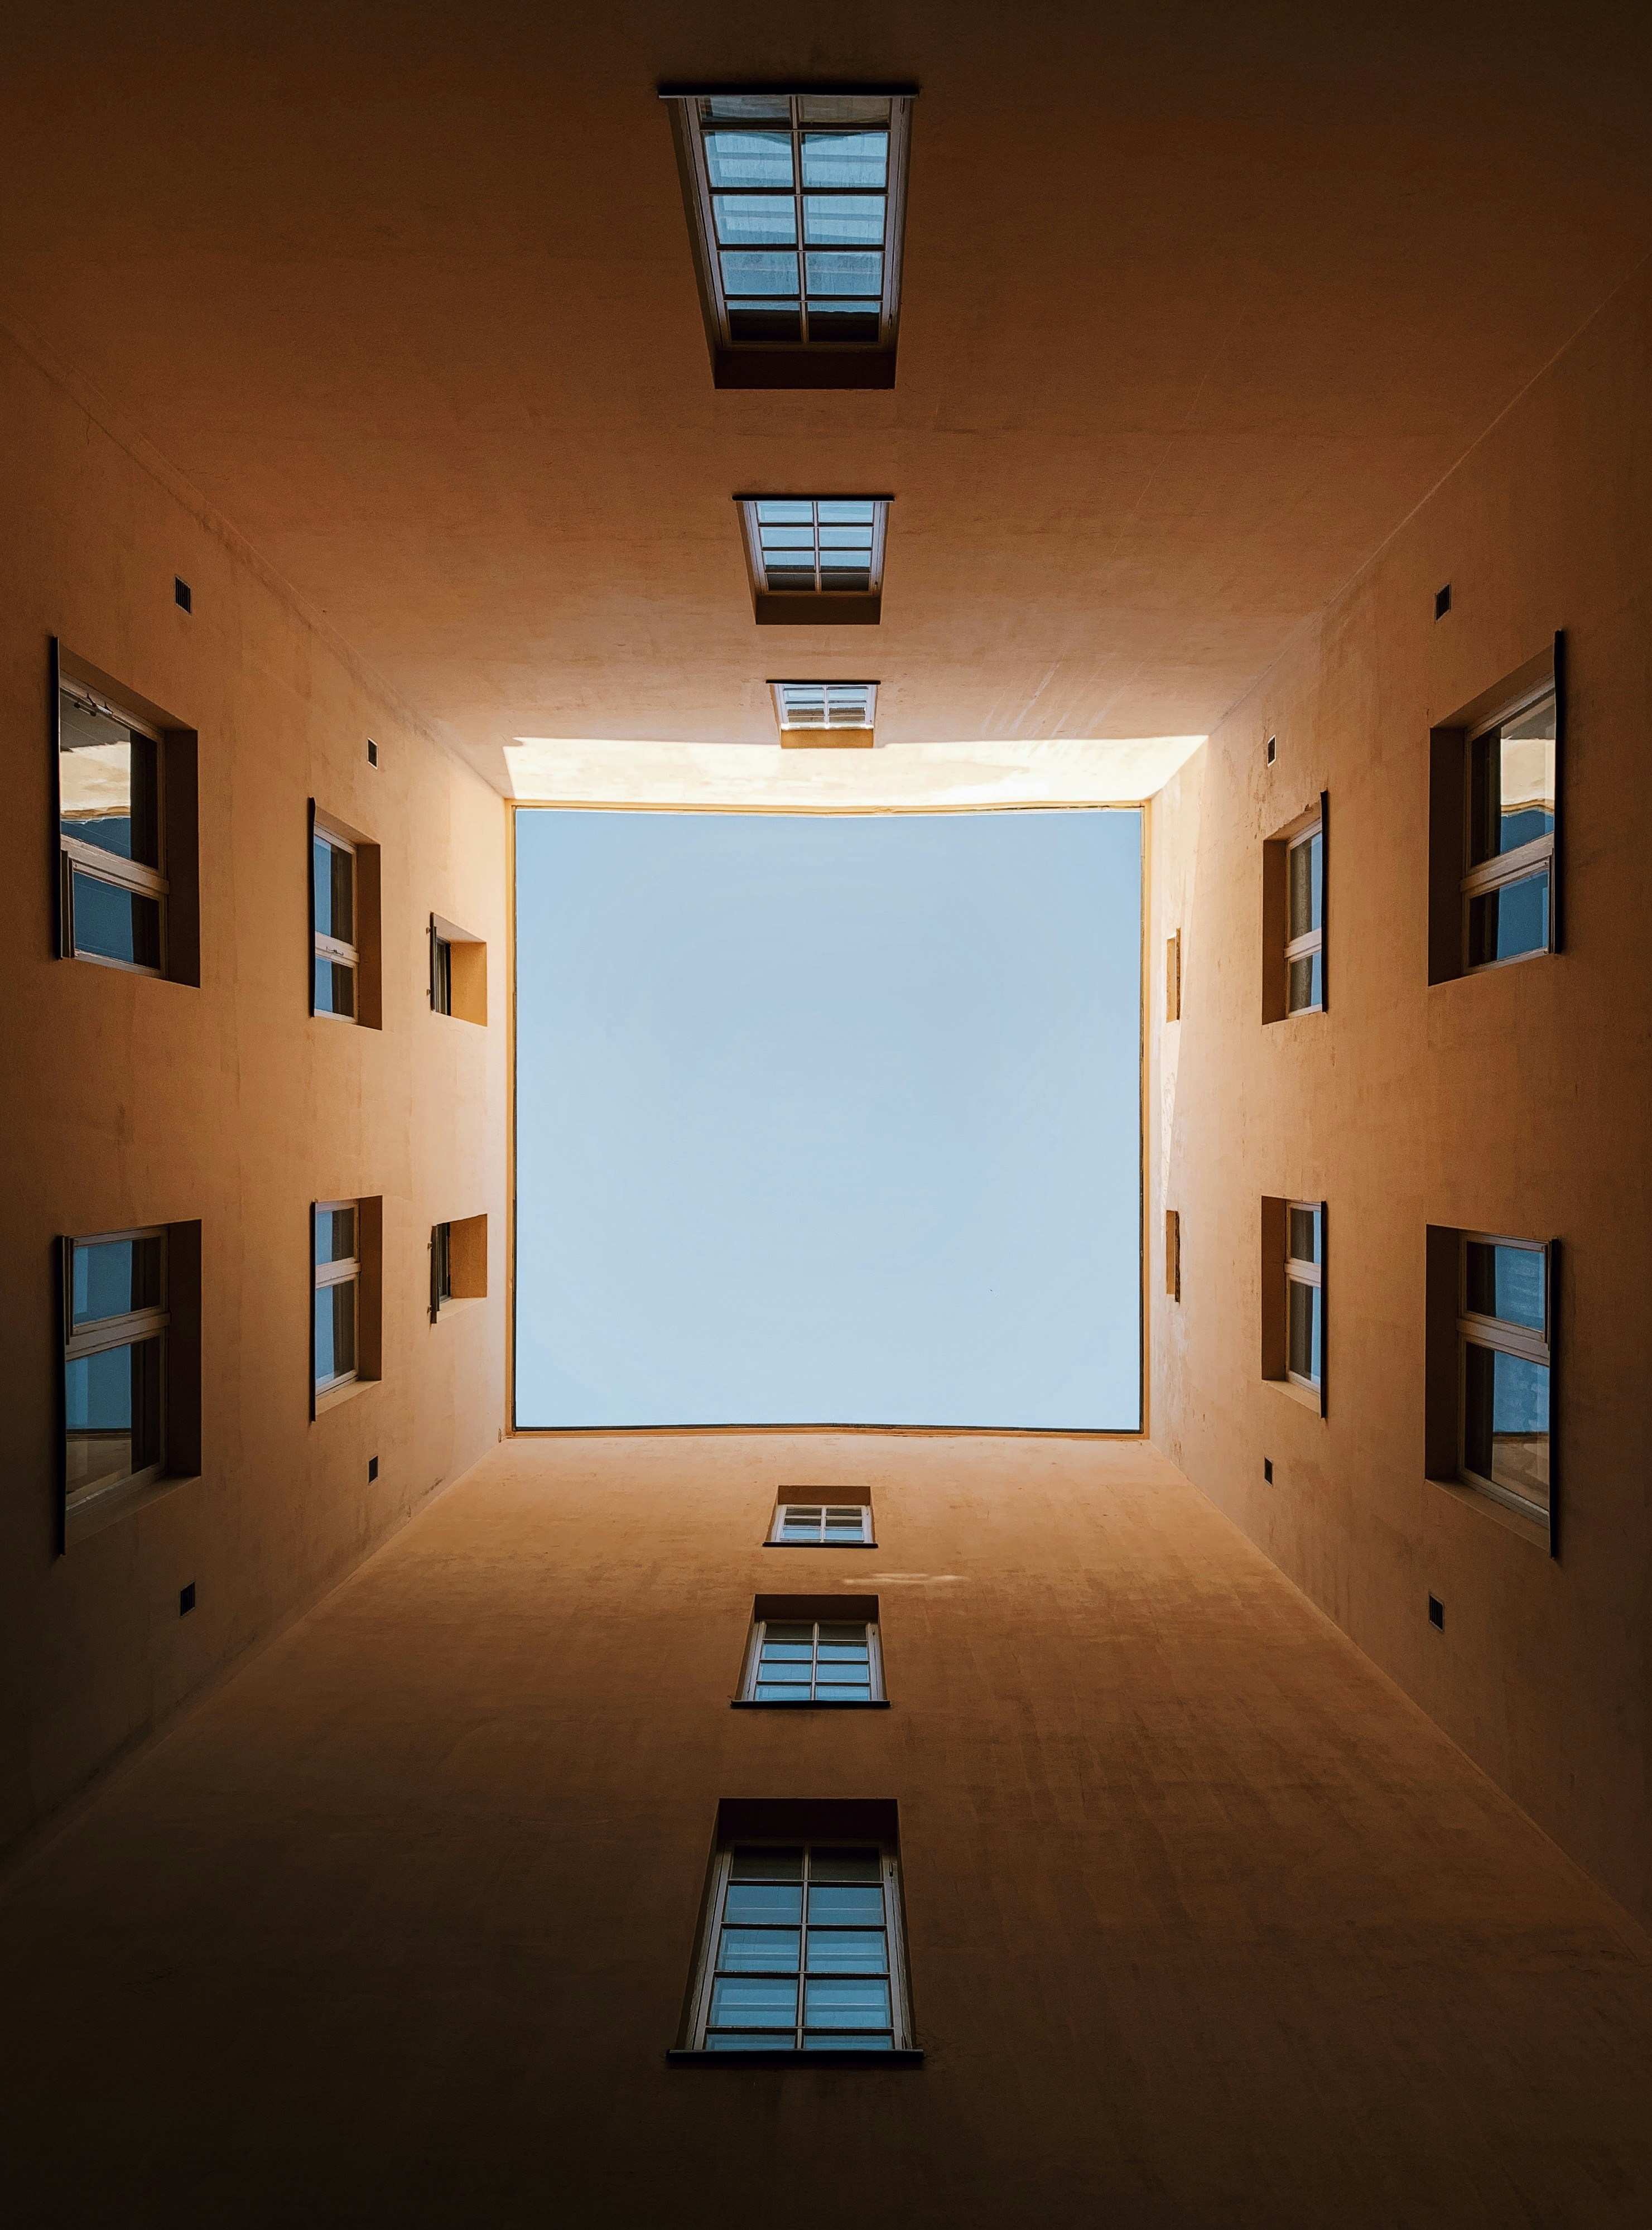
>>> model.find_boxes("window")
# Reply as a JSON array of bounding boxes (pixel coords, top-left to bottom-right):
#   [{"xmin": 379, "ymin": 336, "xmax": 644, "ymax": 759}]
[
  {"xmin": 57, "ymin": 676, "xmax": 168, "ymax": 976},
  {"xmin": 768, "ymin": 1500, "xmax": 875, "ymax": 1545},
  {"xmin": 1165, "ymin": 930, "xmax": 1181, "ymax": 1021},
  {"xmin": 1165, "ymin": 1210, "xmax": 1181, "ymax": 1301},
  {"xmin": 428, "ymin": 913, "xmax": 488, "ymax": 1023},
  {"xmin": 1462, "ymin": 690, "xmax": 1557, "ymax": 970},
  {"xmin": 1285, "ymin": 1203, "xmax": 1323, "ymax": 1393},
  {"xmin": 741, "ymin": 499, "xmax": 889, "ymax": 623},
  {"xmin": 61, "ymin": 1229, "xmax": 167, "ymax": 1514},
  {"xmin": 686, "ymin": 1838, "xmax": 913, "ymax": 2054},
  {"xmin": 1285, "ymin": 818, "xmax": 1324, "ymax": 1013},
  {"xmin": 1262, "ymin": 795, "xmax": 1328, "ymax": 1021},
  {"xmin": 772, "ymin": 680, "xmax": 878, "ymax": 745},
  {"xmin": 663, "ymin": 89, "xmax": 915, "ymax": 388},
  {"xmin": 739, "ymin": 1600, "xmax": 884, "ymax": 1704},
  {"xmin": 1428, "ymin": 641, "xmax": 1563, "ymax": 985},
  {"xmin": 1458, "ymin": 1234, "xmax": 1552, "ymax": 1525},
  {"xmin": 312, "ymin": 1202, "xmax": 359, "ymax": 1395},
  {"xmin": 429, "ymin": 1212, "xmax": 487, "ymax": 1320},
  {"xmin": 311, "ymin": 826, "xmax": 357, "ymax": 1019}
]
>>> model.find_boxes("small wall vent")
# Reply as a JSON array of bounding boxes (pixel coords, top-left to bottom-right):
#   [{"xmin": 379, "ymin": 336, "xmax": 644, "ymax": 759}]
[
  {"xmin": 1434, "ymin": 584, "xmax": 1452, "ymax": 620},
  {"xmin": 1428, "ymin": 1593, "xmax": 1444, "ymax": 1629},
  {"xmin": 367, "ymin": 739, "xmax": 379, "ymax": 768}
]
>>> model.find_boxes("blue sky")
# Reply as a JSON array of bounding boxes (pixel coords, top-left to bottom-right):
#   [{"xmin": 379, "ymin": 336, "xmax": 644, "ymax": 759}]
[{"xmin": 514, "ymin": 808, "xmax": 1142, "ymax": 1428}]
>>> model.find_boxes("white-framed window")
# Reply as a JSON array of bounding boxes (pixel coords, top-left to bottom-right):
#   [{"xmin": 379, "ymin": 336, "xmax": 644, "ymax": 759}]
[
  {"xmin": 312, "ymin": 825, "xmax": 358, "ymax": 1019},
  {"xmin": 1285, "ymin": 1202, "xmax": 1322, "ymax": 1393},
  {"xmin": 741, "ymin": 1614, "xmax": 883, "ymax": 1704},
  {"xmin": 57, "ymin": 678, "xmax": 168, "ymax": 976},
  {"xmin": 1285, "ymin": 817, "xmax": 1324, "ymax": 1013},
  {"xmin": 313, "ymin": 1201, "xmax": 359, "ymax": 1394},
  {"xmin": 768, "ymin": 1500, "xmax": 875, "ymax": 1546},
  {"xmin": 741, "ymin": 499, "xmax": 889, "ymax": 599},
  {"xmin": 686, "ymin": 1839, "xmax": 912, "ymax": 2054},
  {"xmin": 62, "ymin": 1227, "xmax": 168, "ymax": 1514},
  {"xmin": 1462, "ymin": 685, "xmax": 1556, "ymax": 970},
  {"xmin": 666, "ymin": 92, "xmax": 913, "ymax": 359},
  {"xmin": 1458, "ymin": 1233, "xmax": 1551, "ymax": 1524},
  {"xmin": 430, "ymin": 1220, "xmax": 451, "ymax": 1321},
  {"xmin": 771, "ymin": 680, "xmax": 878, "ymax": 738}
]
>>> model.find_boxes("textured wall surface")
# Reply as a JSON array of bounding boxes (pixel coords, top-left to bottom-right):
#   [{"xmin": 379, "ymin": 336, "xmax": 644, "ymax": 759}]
[
  {"xmin": 1, "ymin": 1432, "xmax": 1648, "ymax": 2227},
  {"xmin": 0, "ymin": 325, "xmax": 508, "ymax": 1856},
  {"xmin": 1149, "ymin": 266, "xmax": 1652, "ymax": 1929}
]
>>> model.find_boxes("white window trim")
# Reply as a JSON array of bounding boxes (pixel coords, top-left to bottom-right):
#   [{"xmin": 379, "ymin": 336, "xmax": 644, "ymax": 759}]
[
  {"xmin": 312, "ymin": 825, "xmax": 359, "ymax": 1022},
  {"xmin": 64, "ymin": 1224, "xmax": 169, "ymax": 1511},
  {"xmin": 59, "ymin": 676, "xmax": 170, "ymax": 978},
  {"xmin": 1456, "ymin": 1230, "xmax": 1550, "ymax": 1521},
  {"xmin": 739, "ymin": 1617, "xmax": 884, "ymax": 1704},
  {"xmin": 768, "ymin": 1500, "xmax": 875, "ymax": 1545},
  {"xmin": 1285, "ymin": 1200, "xmax": 1322, "ymax": 1393},
  {"xmin": 685, "ymin": 1839, "xmax": 913, "ymax": 2054},
  {"xmin": 741, "ymin": 501, "xmax": 889, "ymax": 602},
  {"xmin": 671, "ymin": 94, "xmax": 913, "ymax": 355},
  {"xmin": 1460, "ymin": 680, "xmax": 1557, "ymax": 974},
  {"xmin": 1284, "ymin": 818, "xmax": 1323, "ymax": 1014},
  {"xmin": 314, "ymin": 1199, "xmax": 360, "ymax": 1394}
]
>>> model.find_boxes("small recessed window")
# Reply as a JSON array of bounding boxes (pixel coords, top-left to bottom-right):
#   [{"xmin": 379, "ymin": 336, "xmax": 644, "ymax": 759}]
[
  {"xmin": 431, "ymin": 1213, "xmax": 488, "ymax": 1319},
  {"xmin": 740, "ymin": 1602, "xmax": 884, "ymax": 1704},
  {"xmin": 685, "ymin": 1835, "xmax": 913, "ymax": 2054},
  {"xmin": 769, "ymin": 1499, "xmax": 874, "ymax": 1545},
  {"xmin": 740, "ymin": 498, "xmax": 888, "ymax": 623},
  {"xmin": 57, "ymin": 679, "xmax": 168, "ymax": 977},
  {"xmin": 772, "ymin": 680, "xmax": 878, "ymax": 745},
  {"xmin": 62, "ymin": 1228, "xmax": 168, "ymax": 1514},
  {"xmin": 664, "ymin": 89, "xmax": 914, "ymax": 389},
  {"xmin": 312, "ymin": 827, "xmax": 357, "ymax": 1019},
  {"xmin": 1165, "ymin": 930, "xmax": 1181, "ymax": 1020},
  {"xmin": 1462, "ymin": 691, "xmax": 1557, "ymax": 970},
  {"xmin": 1285, "ymin": 1202, "xmax": 1323, "ymax": 1393},
  {"xmin": 1165, "ymin": 1209, "xmax": 1181, "ymax": 1301},
  {"xmin": 1285, "ymin": 818, "xmax": 1325, "ymax": 1013},
  {"xmin": 1458, "ymin": 1233, "xmax": 1551, "ymax": 1525},
  {"xmin": 429, "ymin": 913, "xmax": 488, "ymax": 1022},
  {"xmin": 313, "ymin": 1202, "xmax": 360, "ymax": 1395}
]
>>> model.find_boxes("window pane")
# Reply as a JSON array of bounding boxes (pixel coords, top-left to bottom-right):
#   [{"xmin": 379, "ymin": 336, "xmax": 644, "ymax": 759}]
[
  {"xmin": 700, "ymin": 95, "xmax": 791, "ymax": 123},
  {"xmin": 709, "ymin": 1975, "xmax": 797, "ymax": 2029},
  {"xmin": 803, "ymin": 249, "xmax": 883, "ymax": 296},
  {"xmin": 807, "ymin": 1883, "xmax": 885, "ymax": 1925},
  {"xmin": 717, "ymin": 1929, "xmax": 799, "ymax": 1974},
  {"xmin": 816, "ymin": 504, "xmax": 876, "ymax": 526},
  {"xmin": 705, "ymin": 2032, "xmax": 796, "ymax": 2051},
  {"xmin": 65, "ymin": 1336, "xmax": 162, "ymax": 1504},
  {"xmin": 800, "ymin": 131, "xmax": 888, "ymax": 189},
  {"xmin": 704, "ymin": 129, "xmax": 794, "ymax": 190},
  {"xmin": 823, "ymin": 1512, "xmax": 866, "ymax": 1541},
  {"xmin": 1287, "ymin": 952, "xmax": 1322, "ymax": 1013},
  {"xmin": 1464, "ymin": 1344, "xmax": 1550, "ymax": 1515},
  {"xmin": 72, "ymin": 870, "xmax": 161, "ymax": 969},
  {"xmin": 314, "ymin": 1277, "xmax": 357, "ymax": 1385},
  {"xmin": 803, "ymin": 1976, "xmax": 892, "ymax": 2029},
  {"xmin": 1287, "ymin": 1207, "xmax": 1318, "ymax": 1265},
  {"xmin": 754, "ymin": 1684, "xmax": 813, "ymax": 1702},
  {"xmin": 1288, "ymin": 829, "xmax": 1322, "ymax": 940},
  {"xmin": 314, "ymin": 957, "xmax": 357, "ymax": 1017},
  {"xmin": 806, "ymin": 1929, "xmax": 888, "ymax": 1973},
  {"xmin": 60, "ymin": 702, "xmax": 158, "ymax": 869},
  {"xmin": 1468, "ymin": 870, "xmax": 1549, "ymax": 966},
  {"xmin": 797, "ymin": 97, "xmax": 890, "ymax": 126},
  {"xmin": 313, "ymin": 836, "xmax": 350, "ymax": 944},
  {"xmin": 1464, "ymin": 1241, "xmax": 1545, "ymax": 1331},
  {"xmin": 803, "ymin": 2030, "xmax": 893, "ymax": 2050},
  {"xmin": 1287, "ymin": 1277, "xmax": 1321, "ymax": 1385},
  {"xmin": 818, "ymin": 525, "xmax": 875, "ymax": 549},
  {"xmin": 808, "ymin": 1848, "xmax": 882, "ymax": 1882},
  {"xmin": 714, "ymin": 194, "xmax": 796, "ymax": 247},
  {"xmin": 759, "ymin": 525, "xmax": 816, "ymax": 550},
  {"xmin": 73, "ymin": 1235, "xmax": 163, "ymax": 1325},
  {"xmin": 721, "ymin": 250, "xmax": 799, "ymax": 301},
  {"xmin": 803, "ymin": 194, "xmax": 885, "ymax": 245},
  {"xmin": 1497, "ymin": 697, "xmax": 1557, "ymax": 852},
  {"xmin": 316, "ymin": 1207, "xmax": 357, "ymax": 1265},
  {"xmin": 755, "ymin": 503, "xmax": 814, "ymax": 525}
]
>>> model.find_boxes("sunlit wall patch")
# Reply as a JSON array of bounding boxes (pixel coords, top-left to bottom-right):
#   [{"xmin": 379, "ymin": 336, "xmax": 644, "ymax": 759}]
[
  {"xmin": 662, "ymin": 86, "xmax": 916, "ymax": 389},
  {"xmin": 738, "ymin": 495, "xmax": 889, "ymax": 625}
]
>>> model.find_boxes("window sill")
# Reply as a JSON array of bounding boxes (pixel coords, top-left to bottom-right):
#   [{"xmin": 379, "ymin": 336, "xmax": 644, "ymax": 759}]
[
  {"xmin": 666, "ymin": 2048, "xmax": 923, "ymax": 2068},
  {"xmin": 1264, "ymin": 1376, "xmax": 1323, "ymax": 1414},
  {"xmin": 1426, "ymin": 1475, "xmax": 1550, "ymax": 1550},
  {"xmin": 763, "ymin": 1540, "xmax": 879, "ymax": 1550},
  {"xmin": 315, "ymin": 1375, "xmax": 378, "ymax": 1417},
  {"xmin": 66, "ymin": 1468, "xmax": 198, "ymax": 1545},
  {"xmin": 730, "ymin": 1699, "xmax": 890, "ymax": 1711},
  {"xmin": 432, "ymin": 1295, "xmax": 487, "ymax": 1322}
]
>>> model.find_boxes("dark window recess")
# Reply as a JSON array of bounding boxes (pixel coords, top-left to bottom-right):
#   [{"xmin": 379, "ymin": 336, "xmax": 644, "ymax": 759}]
[
  {"xmin": 368, "ymin": 1455, "xmax": 379, "ymax": 1482},
  {"xmin": 1435, "ymin": 584, "xmax": 1451, "ymax": 620},
  {"xmin": 1263, "ymin": 1458, "xmax": 1273, "ymax": 1484},
  {"xmin": 1428, "ymin": 1594, "xmax": 1444, "ymax": 1630},
  {"xmin": 179, "ymin": 1582, "xmax": 196, "ymax": 1615},
  {"xmin": 174, "ymin": 577, "xmax": 191, "ymax": 613},
  {"xmin": 367, "ymin": 739, "xmax": 378, "ymax": 768},
  {"xmin": 1266, "ymin": 734, "xmax": 1277, "ymax": 766}
]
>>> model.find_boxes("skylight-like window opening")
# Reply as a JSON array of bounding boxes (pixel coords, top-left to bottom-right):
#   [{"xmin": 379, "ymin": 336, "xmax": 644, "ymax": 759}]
[
  {"xmin": 772, "ymin": 682, "xmax": 878, "ymax": 738},
  {"xmin": 663, "ymin": 86, "xmax": 915, "ymax": 388},
  {"xmin": 738, "ymin": 497, "xmax": 889, "ymax": 623}
]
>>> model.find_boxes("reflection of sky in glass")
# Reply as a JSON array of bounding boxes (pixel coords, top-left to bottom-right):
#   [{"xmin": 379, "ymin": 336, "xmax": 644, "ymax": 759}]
[
  {"xmin": 1492, "ymin": 1350, "xmax": 1549, "ymax": 1434},
  {"xmin": 515, "ymin": 810, "xmax": 1142, "ymax": 1428}
]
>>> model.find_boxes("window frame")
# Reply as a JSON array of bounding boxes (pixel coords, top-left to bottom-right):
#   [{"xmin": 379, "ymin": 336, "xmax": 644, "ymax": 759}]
[
  {"xmin": 311, "ymin": 822, "xmax": 359, "ymax": 1023},
  {"xmin": 1456, "ymin": 1230, "xmax": 1552, "ymax": 1523},
  {"xmin": 684, "ymin": 1836, "xmax": 914, "ymax": 2056},
  {"xmin": 430, "ymin": 1219, "xmax": 451, "ymax": 1322},
  {"xmin": 431, "ymin": 928, "xmax": 453, "ymax": 1016},
  {"xmin": 57, "ymin": 675, "xmax": 170, "ymax": 979},
  {"xmin": 741, "ymin": 499, "xmax": 890, "ymax": 605},
  {"xmin": 738, "ymin": 1614, "xmax": 885, "ymax": 1706},
  {"xmin": 61, "ymin": 1225, "xmax": 170, "ymax": 1514},
  {"xmin": 767, "ymin": 1500, "xmax": 876, "ymax": 1547},
  {"xmin": 1284, "ymin": 1200, "xmax": 1323, "ymax": 1398},
  {"xmin": 770, "ymin": 679, "xmax": 880, "ymax": 738},
  {"xmin": 666, "ymin": 90, "xmax": 915, "ymax": 368},
  {"xmin": 1284, "ymin": 816, "xmax": 1324, "ymax": 1015},
  {"xmin": 312, "ymin": 1199, "xmax": 361, "ymax": 1398},
  {"xmin": 1459, "ymin": 679, "xmax": 1557, "ymax": 976}
]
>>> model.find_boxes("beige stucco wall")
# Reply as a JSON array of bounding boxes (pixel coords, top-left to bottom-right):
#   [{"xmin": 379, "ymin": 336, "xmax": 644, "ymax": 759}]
[
  {"xmin": 0, "ymin": 325, "xmax": 509, "ymax": 1855},
  {"xmin": 1148, "ymin": 266, "xmax": 1652, "ymax": 1927}
]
